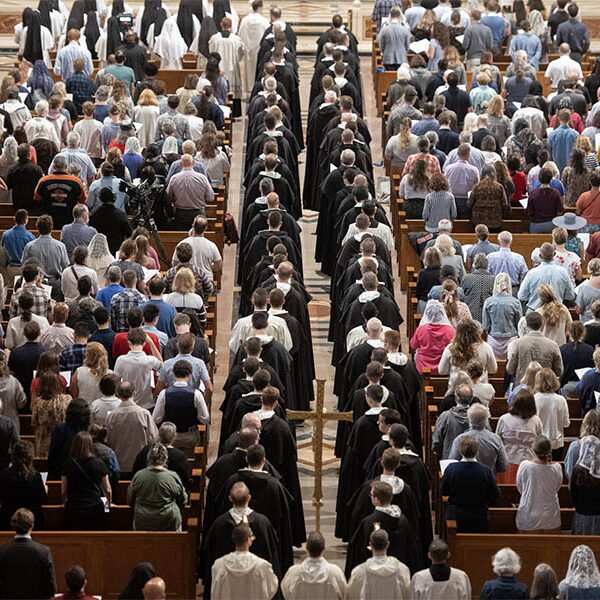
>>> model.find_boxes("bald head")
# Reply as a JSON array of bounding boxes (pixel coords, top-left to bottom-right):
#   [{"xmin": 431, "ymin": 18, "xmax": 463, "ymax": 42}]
[
  {"xmin": 229, "ymin": 481, "xmax": 250, "ymax": 507},
  {"xmin": 366, "ymin": 317, "xmax": 383, "ymax": 338},
  {"xmin": 142, "ymin": 578, "xmax": 166, "ymax": 600},
  {"xmin": 266, "ymin": 192, "xmax": 280, "ymax": 208},
  {"xmin": 239, "ymin": 425, "xmax": 260, "ymax": 448}
]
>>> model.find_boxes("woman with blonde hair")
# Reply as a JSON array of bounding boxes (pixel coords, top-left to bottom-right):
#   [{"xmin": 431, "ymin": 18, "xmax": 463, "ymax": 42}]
[
  {"xmin": 536, "ymin": 284, "xmax": 572, "ymax": 346},
  {"xmin": 565, "ymin": 410, "xmax": 600, "ymax": 479},
  {"xmin": 534, "ymin": 368, "xmax": 570, "ymax": 460},
  {"xmin": 31, "ymin": 372, "xmax": 72, "ymax": 457},
  {"xmin": 576, "ymin": 258, "xmax": 600, "ymax": 323},
  {"xmin": 414, "ymin": 9, "xmax": 437, "ymax": 40},
  {"xmin": 108, "ymin": 79, "xmax": 133, "ymax": 113},
  {"xmin": 438, "ymin": 318, "xmax": 497, "ymax": 384},
  {"xmin": 133, "ymin": 88, "xmax": 160, "ymax": 149},
  {"xmin": 165, "ymin": 267, "xmax": 206, "ymax": 326},
  {"xmin": 440, "ymin": 279, "xmax": 472, "ymax": 327},
  {"xmin": 508, "ymin": 360, "xmax": 542, "ymax": 405},
  {"xmin": 87, "ymin": 234, "xmax": 114, "ymax": 282},
  {"xmin": 435, "ymin": 234, "xmax": 465, "ymax": 280},
  {"xmin": 442, "ymin": 45, "xmax": 466, "ymax": 85},
  {"xmin": 70, "ymin": 342, "xmax": 111, "ymax": 405},
  {"xmin": 516, "ymin": 435, "xmax": 563, "ymax": 533},
  {"xmin": 384, "ymin": 116, "xmax": 419, "ymax": 170},
  {"xmin": 551, "ymin": 226, "xmax": 582, "ymax": 285},
  {"xmin": 486, "ymin": 95, "xmax": 512, "ymax": 146},
  {"xmin": 575, "ymin": 133, "xmax": 599, "ymax": 170},
  {"xmin": 133, "ymin": 235, "xmax": 156, "ymax": 269}
]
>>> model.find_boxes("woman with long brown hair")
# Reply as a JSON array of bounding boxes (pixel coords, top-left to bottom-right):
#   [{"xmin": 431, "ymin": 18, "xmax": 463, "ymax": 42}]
[
  {"xmin": 61, "ymin": 431, "xmax": 111, "ymax": 530},
  {"xmin": 31, "ymin": 371, "xmax": 72, "ymax": 457},
  {"xmin": 439, "ymin": 279, "xmax": 472, "ymax": 328},
  {"xmin": 175, "ymin": 73, "xmax": 198, "ymax": 113},
  {"xmin": 133, "ymin": 235, "xmax": 156, "ymax": 269},
  {"xmin": 537, "ymin": 283, "xmax": 572, "ymax": 346},
  {"xmin": 427, "ymin": 21, "xmax": 449, "ymax": 72},
  {"xmin": 5, "ymin": 293, "xmax": 49, "ymax": 349},
  {"xmin": 196, "ymin": 133, "xmax": 230, "ymax": 188},
  {"xmin": 442, "ymin": 45, "xmax": 466, "ymax": 85},
  {"xmin": 398, "ymin": 158, "xmax": 430, "ymax": 219},
  {"xmin": 438, "ymin": 318, "xmax": 497, "ymax": 384}
]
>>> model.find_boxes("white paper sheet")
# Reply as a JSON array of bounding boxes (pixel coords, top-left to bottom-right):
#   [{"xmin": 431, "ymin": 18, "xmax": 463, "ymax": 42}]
[
  {"xmin": 512, "ymin": 101, "xmax": 521, "ymax": 109},
  {"xmin": 219, "ymin": 104, "xmax": 231, "ymax": 119},
  {"xmin": 455, "ymin": 34, "xmax": 465, "ymax": 43},
  {"xmin": 41, "ymin": 472, "xmax": 48, "ymax": 484},
  {"xmin": 519, "ymin": 197, "xmax": 528, "ymax": 208},
  {"xmin": 576, "ymin": 367, "xmax": 593, "ymax": 380},
  {"xmin": 142, "ymin": 267, "xmax": 159, "ymax": 283},
  {"xmin": 409, "ymin": 39, "xmax": 430, "ymax": 54},
  {"xmin": 580, "ymin": 233, "xmax": 591, "ymax": 250},
  {"xmin": 461, "ymin": 244, "xmax": 473, "ymax": 261},
  {"xmin": 440, "ymin": 459, "xmax": 458, "ymax": 475},
  {"xmin": 65, "ymin": 93, "xmax": 73, "ymax": 101},
  {"xmin": 18, "ymin": 92, "xmax": 28, "ymax": 103},
  {"xmin": 60, "ymin": 370, "xmax": 72, "ymax": 386},
  {"xmin": 42, "ymin": 284, "xmax": 52, "ymax": 298}
]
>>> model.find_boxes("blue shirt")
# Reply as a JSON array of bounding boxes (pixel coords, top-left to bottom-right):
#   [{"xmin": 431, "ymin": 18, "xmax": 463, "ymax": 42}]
[
  {"xmin": 158, "ymin": 353, "xmax": 210, "ymax": 388},
  {"xmin": 96, "ymin": 284, "xmax": 124, "ymax": 309},
  {"xmin": 412, "ymin": 117, "xmax": 440, "ymax": 136},
  {"xmin": 548, "ymin": 125, "xmax": 579, "ymax": 175},
  {"xmin": 54, "ymin": 42, "xmax": 94, "ymax": 80},
  {"xmin": 1, "ymin": 225, "xmax": 35, "ymax": 266},
  {"xmin": 481, "ymin": 13, "xmax": 507, "ymax": 46},
  {"xmin": 165, "ymin": 159, "xmax": 209, "ymax": 186},
  {"xmin": 531, "ymin": 177, "xmax": 565, "ymax": 196},
  {"xmin": 87, "ymin": 176, "xmax": 127, "ymax": 214},
  {"xmin": 518, "ymin": 262, "xmax": 575, "ymax": 310},
  {"xmin": 50, "ymin": 148, "xmax": 97, "ymax": 183},
  {"xmin": 482, "ymin": 293, "xmax": 522, "ymax": 338},
  {"xmin": 575, "ymin": 369, "xmax": 600, "ymax": 415},
  {"xmin": 487, "ymin": 247, "xmax": 528, "ymax": 286},
  {"xmin": 104, "ymin": 65, "xmax": 136, "ymax": 96},
  {"xmin": 509, "ymin": 32, "xmax": 542, "ymax": 69},
  {"xmin": 94, "ymin": 104, "xmax": 109, "ymax": 123},
  {"xmin": 143, "ymin": 325, "xmax": 168, "ymax": 350},
  {"xmin": 466, "ymin": 240, "xmax": 499, "ymax": 263},
  {"xmin": 123, "ymin": 153, "xmax": 144, "ymax": 180},
  {"xmin": 140, "ymin": 299, "xmax": 177, "ymax": 338},
  {"xmin": 60, "ymin": 221, "xmax": 98, "ymax": 262}
]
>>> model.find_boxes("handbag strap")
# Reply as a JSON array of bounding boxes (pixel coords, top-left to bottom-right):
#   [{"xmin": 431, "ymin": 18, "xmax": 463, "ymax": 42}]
[
  {"xmin": 582, "ymin": 190, "xmax": 600, "ymax": 214},
  {"xmin": 70, "ymin": 457, "xmax": 104, "ymax": 497},
  {"xmin": 70, "ymin": 266, "xmax": 79, "ymax": 282}
]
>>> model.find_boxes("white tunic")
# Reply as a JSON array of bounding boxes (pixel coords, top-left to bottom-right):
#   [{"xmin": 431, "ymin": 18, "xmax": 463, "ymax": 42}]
[
  {"xmin": 281, "ymin": 557, "xmax": 347, "ymax": 600},
  {"xmin": 208, "ymin": 31, "xmax": 245, "ymax": 98},
  {"xmin": 410, "ymin": 567, "xmax": 472, "ymax": 600},
  {"xmin": 19, "ymin": 26, "xmax": 55, "ymax": 68},
  {"xmin": 153, "ymin": 16, "xmax": 190, "ymax": 69},
  {"xmin": 211, "ymin": 551, "xmax": 278, "ymax": 600},
  {"xmin": 347, "ymin": 556, "xmax": 411, "ymax": 600},
  {"xmin": 238, "ymin": 11, "xmax": 269, "ymax": 94}
]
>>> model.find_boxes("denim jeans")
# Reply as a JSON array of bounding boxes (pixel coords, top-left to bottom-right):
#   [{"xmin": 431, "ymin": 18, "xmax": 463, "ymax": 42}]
[{"xmin": 529, "ymin": 221, "xmax": 555, "ymax": 233}]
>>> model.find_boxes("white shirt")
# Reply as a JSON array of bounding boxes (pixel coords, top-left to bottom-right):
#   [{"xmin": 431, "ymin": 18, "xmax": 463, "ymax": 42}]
[
  {"xmin": 90, "ymin": 396, "xmax": 122, "ymax": 426},
  {"xmin": 152, "ymin": 381, "xmax": 209, "ymax": 424},
  {"xmin": 534, "ymin": 392, "xmax": 570, "ymax": 449},
  {"xmin": 545, "ymin": 55, "xmax": 583, "ymax": 89},
  {"xmin": 113, "ymin": 350, "xmax": 161, "ymax": 409},
  {"xmin": 173, "ymin": 236, "xmax": 221, "ymax": 280},
  {"xmin": 229, "ymin": 311, "xmax": 292, "ymax": 352}
]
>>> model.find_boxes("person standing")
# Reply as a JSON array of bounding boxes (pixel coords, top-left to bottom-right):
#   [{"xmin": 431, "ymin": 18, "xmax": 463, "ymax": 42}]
[
  {"xmin": 463, "ymin": 10, "xmax": 493, "ymax": 71},
  {"xmin": 556, "ymin": 3, "xmax": 590, "ymax": 64},
  {"xmin": 1, "ymin": 209, "xmax": 35, "ymax": 275},
  {"xmin": 54, "ymin": 29, "xmax": 93, "ymax": 81},
  {"xmin": 238, "ymin": 0, "xmax": 270, "ymax": 96},
  {"xmin": 5, "ymin": 145, "xmax": 43, "ymax": 213},
  {"xmin": 0, "ymin": 508, "xmax": 56, "ymax": 599}
]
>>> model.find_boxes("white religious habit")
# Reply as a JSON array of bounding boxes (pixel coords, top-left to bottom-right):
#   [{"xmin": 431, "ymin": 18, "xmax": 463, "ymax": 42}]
[
  {"xmin": 211, "ymin": 551, "xmax": 278, "ymax": 600},
  {"xmin": 281, "ymin": 557, "xmax": 347, "ymax": 600},
  {"xmin": 153, "ymin": 17, "xmax": 189, "ymax": 69},
  {"xmin": 347, "ymin": 556, "xmax": 411, "ymax": 600},
  {"xmin": 410, "ymin": 566, "xmax": 472, "ymax": 600},
  {"xmin": 18, "ymin": 26, "xmax": 55, "ymax": 68},
  {"xmin": 208, "ymin": 30, "xmax": 245, "ymax": 100},
  {"xmin": 238, "ymin": 10, "xmax": 270, "ymax": 95}
]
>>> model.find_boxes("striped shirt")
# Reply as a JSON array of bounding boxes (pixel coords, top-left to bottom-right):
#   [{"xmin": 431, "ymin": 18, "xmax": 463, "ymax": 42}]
[{"xmin": 54, "ymin": 42, "xmax": 94, "ymax": 80}]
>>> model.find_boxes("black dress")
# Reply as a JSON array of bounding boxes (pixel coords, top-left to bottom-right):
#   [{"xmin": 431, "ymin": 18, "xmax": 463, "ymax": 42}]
[
  {"xmin": 0, "ymin": 469, "xmax": 47, "ymax": 529},
  {"xmin": 62, "ymin": 456, "xmax": 108, "ymax": 530}
]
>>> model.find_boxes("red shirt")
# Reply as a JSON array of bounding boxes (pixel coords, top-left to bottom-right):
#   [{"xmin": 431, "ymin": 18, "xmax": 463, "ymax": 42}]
[
  {"xmin": 108, "ymin": 139, "xmax": 125, "ymax": 154},
  {"xmin": 112, "ymin": 331, "xmax": 160, "ymax": 360},
  {"xmin": 31, "ymin": 374, "xmax": 68, "ymax": 395},
  {"xmin": 510, "ymin": 170, "xmax": 527, "ymax": 204}
]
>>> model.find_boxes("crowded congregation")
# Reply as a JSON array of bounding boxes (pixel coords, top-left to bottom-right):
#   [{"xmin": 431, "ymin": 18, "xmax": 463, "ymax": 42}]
[{"xmin": 2, "ymin": 0, "xmax": 600, "ymax": 597}]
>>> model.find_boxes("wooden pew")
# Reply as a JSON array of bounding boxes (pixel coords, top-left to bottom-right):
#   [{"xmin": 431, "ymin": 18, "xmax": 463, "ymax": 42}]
[
  {"xmin": 446, "ymin": 522, "xmax": 600, "ymax": 595},
  {"xmin": 0, "ymin": 527, "xmax": 197, "ymax": 599}
]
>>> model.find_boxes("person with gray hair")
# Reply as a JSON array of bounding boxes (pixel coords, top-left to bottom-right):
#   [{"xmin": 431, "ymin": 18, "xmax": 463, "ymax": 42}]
[
  {"xmin": 165, "ymin": 140, "xmax": 210, "ymax": 186},
  {"xmin": 432, "ymin": 380, "xmax": 472, "ymax": 459},
  {"xmin": 461, "ymin": 253, "xmax": 495, "ymax": 322},
  {"xmin": 60, "ymin": 204, "xmax": 98, "ymax": 263},
  {"xmin": 128, "ymin": 440, "xmax": 188, "ymax": 531},
  {"xmin": 25, "ymin": 99, "xmax": 60, "ymax": 147},
  {"xmin": 480, "ymin": 548, "xmax": 529, "ymax": 598},
  {"xmin": 506, "ymin": 49, "xmax": 537, "ymax": 80},
  {"xmin": 448, "ymin": 402, "xmax": 509, "ymax": 475},
  {"xmin": 131, "ymin": 421, "xmax": 191, "ymax": 490},
  {"xmin": 444, "ymin": 132, "xmax": 486, "ymax": 173},
  {"xmin": 482, "ymin": 272, "xmax": 523, "ymax": 359}
]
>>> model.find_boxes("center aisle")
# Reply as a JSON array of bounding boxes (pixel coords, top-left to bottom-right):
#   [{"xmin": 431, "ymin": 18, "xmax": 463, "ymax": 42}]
[{"xmin": 208, "ymin": 53, "xmax": 402, "ymax": 569}]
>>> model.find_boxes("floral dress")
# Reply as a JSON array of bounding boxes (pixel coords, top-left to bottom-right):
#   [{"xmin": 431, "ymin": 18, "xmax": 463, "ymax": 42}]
[{"xmin": 31, "ymin": 394, "xmax": 71, "ymax": 457}]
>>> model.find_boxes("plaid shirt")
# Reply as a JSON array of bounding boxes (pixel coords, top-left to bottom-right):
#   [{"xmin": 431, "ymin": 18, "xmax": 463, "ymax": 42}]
[
  {"xmin": 164, "ymin": 263, "xmax": 214, "ymax": 299},
  {"xmin": 65, "ymin": 72, "xmax": 97, "ymax": 110},
  {"xmin": 372, "ymin": 0, "xmax": 403, "ymax": 28},
  {"xmin": 59, "ymin": 343, "xmax": 87, "ymax": 373},
  {"xmin": 9, "ymin": 284, "xmax": 51, "ymax": 320},
  {"xmin": 403, "ymin": 153, "xmax": 441, "ymax": 178},
  {"xmin": 110, "ymin": 288, "xmax": 149, "ymax": 333}
]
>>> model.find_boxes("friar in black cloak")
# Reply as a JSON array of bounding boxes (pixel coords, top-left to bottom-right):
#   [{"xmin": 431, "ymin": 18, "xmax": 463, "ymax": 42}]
[
  {"xmin": 264, "ymin": 285, "xmax": 314, "ymax": 410},
  {"xmin": 335, "ymin": 363, "xmax": 404, "ymax": 458},
  {"xmin": 343, "ymin": 448, "xmax": 421, "ymax": 544},
  {"xmin": 238, "ymin": 216, "xmax": 302, "ymax": 285},
  {"xmin": 329, "ymin": 61, "xmax": 362, "ymax": 116},
  {"xmin": 363, "ymin": 424, "xmax": 433, "ymax": 564},
  {"xmin": 320, "ymin": 121, "xmax": 371, "ymax": 171},
  {"xmin": 202, "ymin": 481, "xmax": 284, "ymax": 598},
  {"xmin": 383, "ymin": 330, "xmax": 423, "ymax": 403},
  {"xmin": 335, "ymin": 194, "xmax": 388, "ymax": 246},
  {"xmin": 242, "ymin": 195, "xmax": 301, "ymax": 253},
  {"xmin": 302, "ymin": 93, "xmax": 340, "ymax": 211},
  {"xmin": 217, "ymin": 443, "xmax": 305, "ymax": 547},
  {"xmin": 335, "ymin": 386, "xmax": 388, "ymax": 534},
  {"xmin": 256, "ymin": 28, "xmax": 296, "ymax": 79},
  {"xmin": 344, "ymin": 481, "xmax": 422, "ymax": 578},
  {"xmin": 259, "ymin": 6, "xmax": 297, "ymax": 50},
  {"xmin": 253, "ymin": 106, "xmax": 299, "ymax": 159},
  {"xmin": 244, "ymin": 164, "xmax": 298, "ymax": 219},
  {"xmin": 248, "ymin": 90, "xmax": 292, "ymax": 137},
  {"xmin": 243, "ymin": 139, "xmax": 298, "ymax": 198},
  {"xmin": 324, "ymin": 96, "xmax": 371, "ymax": 146},
  {"xmin": 320, "ymin": 130, "xmax": 372, "ymax": 188},
  {"xmin": 315, "ymin": 14, "xmax": 359, "ymax": 62},
  {"xmin": 255, "ymin": 386, "xmax": 305, "ymax": 539},
  {"xmin": 309, "ymin": 47, "xmax": 337, "ymax": 108},
  {"xmin": 204, "ymin": 427, "xmax": 281, "ymax": 536},
  {"xmin": 248, "ymin": 97, "xmax": 293, "ymax": 147}
]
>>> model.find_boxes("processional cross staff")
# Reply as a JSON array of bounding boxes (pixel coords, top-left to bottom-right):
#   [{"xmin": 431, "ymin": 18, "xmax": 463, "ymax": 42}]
[{"xmin": 286, "ymin": 379, "xmax": 353, "ymax": 532}]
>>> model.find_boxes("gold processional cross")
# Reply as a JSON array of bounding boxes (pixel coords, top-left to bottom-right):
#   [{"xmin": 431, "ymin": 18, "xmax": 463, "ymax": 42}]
[{"xmin": 286, "ymin": 379, "xmax": 353, "ymax": 532}]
